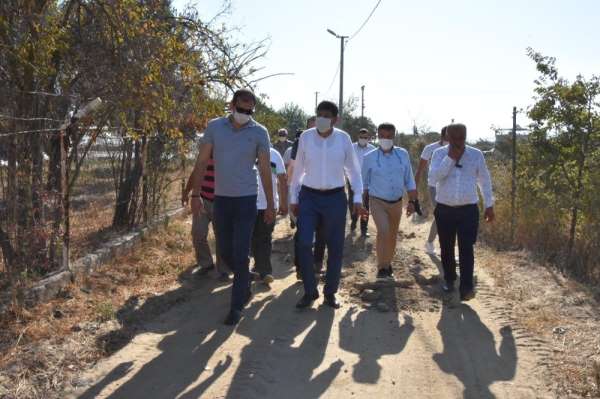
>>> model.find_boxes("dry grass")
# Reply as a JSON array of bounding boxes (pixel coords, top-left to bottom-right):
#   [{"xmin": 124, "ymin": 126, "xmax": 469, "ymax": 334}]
[
  {"xmin": 0, "ymin": 217, "xmax": 196, "ymax": 399},
  {"xmin": 477, "ymin": 248, "xmax": 600, "ymax": 398}
]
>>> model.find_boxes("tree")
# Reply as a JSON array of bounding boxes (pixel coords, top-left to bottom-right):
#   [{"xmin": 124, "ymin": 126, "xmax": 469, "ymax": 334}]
[
  {"xmin": 526, "ymin": 48, "xmax": 600, "ymax": 271},
  {"xmin": 278, "ymin": 103, "xmax": 308, "ymax": 135},
  {"xmin": 339, "ymin": 96, "xmax": 376, "ymax": 139}
]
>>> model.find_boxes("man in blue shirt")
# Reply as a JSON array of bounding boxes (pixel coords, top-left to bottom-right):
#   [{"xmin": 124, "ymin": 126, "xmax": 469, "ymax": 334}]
[
  {"xmin": 190, "ymin": 89, "xmax": 275, "ymax": 325},
  {"xmin": 362, "ymin": 123, "xmax": 418, "ymax": 279}
]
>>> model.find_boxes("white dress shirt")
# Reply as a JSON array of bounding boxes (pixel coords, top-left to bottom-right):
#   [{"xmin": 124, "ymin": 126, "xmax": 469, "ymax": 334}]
[
  {"xmin": 257, "ymin": 148, "xmax": 286, "ymax": 210},
  {"xmin": 352, "ymin": 142, "xmax": 375, "ymax": 169},
  {"xmin": 420, "ymin": 141, "xmax": 446, "ymax": 187},
  {"xmin": 428, "ymin": 145, "xmax": 494, "ymax": 208},
  {"xmin": 290, "ymin": 127, "xmax": 363, "ymax": 204}
]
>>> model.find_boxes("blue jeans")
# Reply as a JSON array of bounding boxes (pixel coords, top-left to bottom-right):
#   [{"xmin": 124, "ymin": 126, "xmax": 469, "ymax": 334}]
[
  {"xmin": 213, "ymin": 195, "xmax": 257, "ymax": 311},
  {"xmin": 297, "ymin": 187, "xmax": 347, "ymax": 297}
]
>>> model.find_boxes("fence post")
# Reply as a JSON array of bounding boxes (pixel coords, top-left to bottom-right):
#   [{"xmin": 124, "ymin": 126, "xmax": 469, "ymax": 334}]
[{"xmin": 511, "ymin": 106, "xmax": 517, "ymax": 243}]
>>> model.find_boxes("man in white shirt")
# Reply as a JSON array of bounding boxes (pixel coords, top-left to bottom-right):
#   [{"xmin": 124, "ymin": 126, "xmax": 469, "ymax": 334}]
[
  {"xmin": 251, "ymin": 147, "xmax": 287, "ymax": 286},
  {"xmin": 349, "ymin": 128, "xmax": 375, "ymax": 236},
  {"xmin": 415, "ymin": 126, "xmax": 448, "ymax": 254},
  {"xmin": 428, "ymin": 123, "xmax": 495, "ymax": 301},
  {"xmin": 290, "ymin": 101, "xmax": 366, "ymax": 309}
]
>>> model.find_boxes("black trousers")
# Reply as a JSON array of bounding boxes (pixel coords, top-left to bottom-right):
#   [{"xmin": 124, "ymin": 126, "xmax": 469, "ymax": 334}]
[
  {"xmin": 434, "ymin": 203, "xmax": 479, "ymax": 294},
  {"xmin": 252, "ymin": 210, "xmax": 275, "ymax": 276},
  {"xmin": 347, "ymin": 184, "xmax": 369, "ymax": 232}
]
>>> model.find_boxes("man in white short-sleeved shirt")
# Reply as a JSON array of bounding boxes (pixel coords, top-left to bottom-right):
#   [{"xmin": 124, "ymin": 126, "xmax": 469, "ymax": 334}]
[
  {"xmin": 252, "ymin": 147, "xmax": 287, "ymax": 286},
  {"xmin": 415, "ymin": 126, "xmax": 448, "ymax": 254}
]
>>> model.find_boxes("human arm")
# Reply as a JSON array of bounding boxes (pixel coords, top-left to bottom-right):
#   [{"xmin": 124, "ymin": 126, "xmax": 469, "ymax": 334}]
[
  {"xmin": 189, "ymin": 141, "xmax": 213, "ymax": 214},
  {"xmin": 428, "ymin": 148, "xmax": 455, "ymax": 187},
  {"xmin": 476, "ymin": 151, "xmax": 495, "ymax": 222},
  {"xmin": 289, "ymin": 135, "xmax": 306, "ymax": 216},
  {"xmin": 257, "ymin": 150, "xmax": 275, "ymax": 224},
  {"xmin": 402, "ymin": 150, "xmax": 419, "ymax": 216},
  {"xmin": 344, "ymin": 136, "xmax": 365, "ymax": 216},
  {"xmin": 273, "ymin": 150, "xmax": 288, "ymax": 216}
]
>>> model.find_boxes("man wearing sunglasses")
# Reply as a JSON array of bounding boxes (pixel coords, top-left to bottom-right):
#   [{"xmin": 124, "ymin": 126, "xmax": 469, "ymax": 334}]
[
  {"xmin": 190, "ymin": 88, "xmax": 274, "ymax": 325},
  {"xmin": 428, "ymin": 123, "xmax": 495, "ymax": 302},
  {"xmin": 290, "ymin": 101, "xmax": 366, "ymax": 310}
]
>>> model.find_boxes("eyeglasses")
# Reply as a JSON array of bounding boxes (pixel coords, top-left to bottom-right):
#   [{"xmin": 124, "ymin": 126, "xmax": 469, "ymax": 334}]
[{"xmin": 235, "ymin": 106, "xmax": 254, "ymax": 115}]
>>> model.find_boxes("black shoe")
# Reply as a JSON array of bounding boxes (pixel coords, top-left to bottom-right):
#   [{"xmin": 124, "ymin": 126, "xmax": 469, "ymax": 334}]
[
  {"xmin": 361, "ymin": 231, "xmax": 370, "ymax": 238},
  {"xmin": 324, "ymin": 294, "xmax": 341, "ymax": 309},
  {"xmin": 218, "ymin": 272, "xmax": 230, "ymax": 282},
  {"xmin": 196, "ymin": 264, "xmax": 215, "ymax": 277},
  {"xmin": 442, "ymin": 282, "xmax": 455, "ymax": 293},
  {"xmin": 386, "ymin": 267, "xmax": 394, "ymax": 280},
  {"xmin": 296, "ymin": 271, "xmax": 303, "ymax": 281},
  {"xmin": 376, "ymin": 268, "xmax": 388, "ymax": 280},
  {"xmin": 460, "ymin": 290, "xmax": 475, "ymax": 301},
  {"xmin": 296, "ymin": 293, "xmax": 319, "ymax": 309},
  {"xmin": 224, "ymin": 310, "xmax": 242, "ymax": 325}
]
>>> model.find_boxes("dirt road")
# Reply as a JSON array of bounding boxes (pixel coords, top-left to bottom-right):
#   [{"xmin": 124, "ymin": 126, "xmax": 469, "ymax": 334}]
[{"xmin": 68, "ymin": 215, "xmax": 553, "ymax": 399}]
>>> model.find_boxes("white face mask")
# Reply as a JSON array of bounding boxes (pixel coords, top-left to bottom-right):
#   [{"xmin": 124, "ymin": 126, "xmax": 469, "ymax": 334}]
[
  {"xmin": 358, "ymin": 138, "xmax": 368, "ymax": 146},
  {"xmin": 278, "ymin": 135, "xmax": 287, "ymax": 142},
  {"xmin": 233, "ymin": 111, "xmax": 251, "ymax": 125},
  {"xmin": 379, "ymin": 139, "xmax": 394, "ymax": 151},
  {"xmin": 315, "ymin": 117, "xmax": 332, "ymax": 133}
]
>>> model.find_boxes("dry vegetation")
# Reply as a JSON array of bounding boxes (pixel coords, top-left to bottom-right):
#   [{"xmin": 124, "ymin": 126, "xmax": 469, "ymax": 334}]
[{"xmin": 0, "ymin": 217, "xmax": 198, "ymax": 399}]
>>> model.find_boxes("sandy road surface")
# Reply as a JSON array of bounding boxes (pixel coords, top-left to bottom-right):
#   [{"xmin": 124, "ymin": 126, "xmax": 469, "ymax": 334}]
[{"xmin": 68, "ymin": 215, "xmax": 552, "ymax": 399}]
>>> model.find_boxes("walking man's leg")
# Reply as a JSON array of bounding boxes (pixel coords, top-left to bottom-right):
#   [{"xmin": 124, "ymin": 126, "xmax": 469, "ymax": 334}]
[
  {"xmin": 251, "ymin": 209, "xmax": 275, "ymax": 285},
  {"xmin": 192, "ymin": 210, "xmax": 214, "ymax": 275},
  {"xmin": 360, "ymin": 191, "xmax": 370, "ymax": 236},
  {"xmin": 386, "ymin": 201, "xmax": 403, "ymax": 273},
  {"xmin": 213, "ymin": 197, "xmax": 234, "ymax": 276},
  {"xmin": 348, "ymin": 184, "xmax": 358, "ymax": 231},
  {"xmin": 322, "ymin": 190, "xmax": 348, "ymax": 308},
  {"xmin": 230, "ymin": 196, "xmax": 257, "ymax": 314},
  {"xmin": 435, "ymin": 205, "xmax": 458, "ymax": 291},
  {"xmin": 426, "ymin": 186, "xmax": 438, "ymax": 254},
  {"xmin": 296, "ymin": 189, "xmax": 320, "ymax": 307},
  {"xmin": 370, "ymin": 197, "xmax": 392, "ymax": 275},
  {"xmin": 456, "ymin": 205, "xmax": 479, "ymax": 300},
  {"xmin": 314, "ymin": 218, "xmax": 326, "ymax": 274}
]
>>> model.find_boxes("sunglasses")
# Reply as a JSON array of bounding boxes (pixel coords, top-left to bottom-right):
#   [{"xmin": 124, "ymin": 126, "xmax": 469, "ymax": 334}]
[{"xmin": 235, "ymin": 106, "xmax": 254, "ymax": 115}]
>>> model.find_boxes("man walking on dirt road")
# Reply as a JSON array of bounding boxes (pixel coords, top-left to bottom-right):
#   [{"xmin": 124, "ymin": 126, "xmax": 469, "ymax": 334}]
[
  {"xmin": 428, "ymin": 123, "xmax": 495, "ymax": 301},
  {"xmin": 290, "ymin": 101, "xmax": 366, "ymax": 309},
  {"xmin": 251, "ymin": 147, "xmax": 288, "ymax": 287},
  {"xmin": 362, "ymin": 123, "xmax": 417, "ymax": 280},
  {"xmin": 415, "ymin": 126, "xmax": 448, "ymax": 255},
  {"xmin": 349, "ymin": 128, "xmax": 375, "ymax": 237},
  {"xmin": 190, "ymin": 88, "xmax": 275, "ymax": 325}
]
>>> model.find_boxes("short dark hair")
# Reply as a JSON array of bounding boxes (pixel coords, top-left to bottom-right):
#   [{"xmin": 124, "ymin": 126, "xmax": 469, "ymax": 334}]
[
  {"xmin": 306, "ymin": 116, "xmax": 316, "ymax": 128},
  {"xmin": 441, "ymin": 126, "xmax": 447, "ymax": 137},
  {"xmin": 316, "ymin": 101, "xmax": 339, "ymax": 117},
  {"xmin": 447, "ymin": 123, "xmax": 467, "ymax": 136},
  {"xmin": 232, "ymin": 88, "xmax": 256, "ymax": 105},
  {"xmin": 377, "ymin": 123, "xmax": 396, "ymax": 134}
]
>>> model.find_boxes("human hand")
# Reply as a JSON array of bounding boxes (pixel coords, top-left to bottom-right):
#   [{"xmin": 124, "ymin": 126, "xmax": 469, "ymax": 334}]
[
  {"xmin": 191, "ymin": 196, "xmax": 204, "ymax": 214},
  {"xmin": 264, "ymin": 206, "xmax": 276, "ymax": 224},
  {"xmin": 290, "ymin": 204, "xmax": 298, "ymax": 217},
  {"xmin": 484, "ymin": 207, "xmax": 495, "ymax": 223}
]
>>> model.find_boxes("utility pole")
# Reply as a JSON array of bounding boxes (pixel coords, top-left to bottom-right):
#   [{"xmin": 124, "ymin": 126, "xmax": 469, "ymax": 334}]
[
  {"xmin": 511, "ymin": 106, "xmax": 517, "ymax": 242},
  {"xmin": 361, "ymin": 85, "xmax": 365, "ymax": 119},
  {"xmin": 327, "ymin": 29, "xmax": 348, "ymax": 120},
  {"xmin": 315, "ymin": 91, "xmax": 319, "ymax": 111}
]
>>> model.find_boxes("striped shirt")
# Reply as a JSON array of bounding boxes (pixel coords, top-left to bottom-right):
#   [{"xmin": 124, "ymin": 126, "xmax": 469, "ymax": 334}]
[{"xmin": 200, "ymin": 158, "xmax": 215, "ymax": 201}]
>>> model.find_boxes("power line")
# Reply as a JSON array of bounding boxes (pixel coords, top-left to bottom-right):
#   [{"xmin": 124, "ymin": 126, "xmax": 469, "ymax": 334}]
[
  {"xmin": 325, "ymin": 62, "xmax": 340, "ymax": 97},
  {"xmin": 349, "ymin": 0, "xmax": 382, "ymax": 41}
]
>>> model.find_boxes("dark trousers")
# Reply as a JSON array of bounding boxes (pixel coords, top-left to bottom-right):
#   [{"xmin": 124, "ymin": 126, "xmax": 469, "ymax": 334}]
[
  {"xmin": 213, "ymin": 195, "xmax": 257, "ymax": 311},
  {"xmin": 434, "ymin": 203, "xmax": 479, "ymax": 294},
  {"xmin": 294, "ymin": 219, "xmax": 326, "ymax": 274},
  {"xmin": 297, "ymin": 187, "xmax": 347, "ymax": 297},
  {"xmin": 348, "ymin": 184, "xmax": 369, "ymax": 232},
  {"xmin": 252, "ymin": 210, "xmax": 275, "ymax": 276}
]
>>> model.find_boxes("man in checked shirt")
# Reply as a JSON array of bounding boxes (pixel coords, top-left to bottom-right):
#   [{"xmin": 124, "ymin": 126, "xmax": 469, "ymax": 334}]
[{"xmin": 428, "ymin": 123, "xmax": 495, "ymax": 301}]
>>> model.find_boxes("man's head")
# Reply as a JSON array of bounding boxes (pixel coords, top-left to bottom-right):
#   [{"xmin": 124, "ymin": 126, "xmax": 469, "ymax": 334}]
[
  {"xmin": 315, "ymin": 101, "xmax": 339, "ymax": 133},
  {"xmin": 446, "ymin": 123, "xmax": 467, "ymax": 150},
  {"xmin": 358, "ymin": 128, "xmax": 370, "ymax": 146},
  {"xmin": 277, "ymin": 128, "xmax": 288, "ymax": 142},
  {"xmin": 306, "ymin": 116, "xmax": 316, "ymax": 129},
  {"xmin": 441, "ymin": 125, "xmax": 448, "ymax": 142},
  {"xmin": 377, "ymin": 123, "xmax": 396, "ymax": 151},
  {"xmin": 229, "ymin": 89, "xmax": 256, "ymax": 125}
]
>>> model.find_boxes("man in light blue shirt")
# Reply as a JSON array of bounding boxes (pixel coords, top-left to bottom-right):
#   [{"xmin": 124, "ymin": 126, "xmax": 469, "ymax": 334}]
[{"xmin": 362, "ymin": 123, "xmax": 418, "ymax": 279}]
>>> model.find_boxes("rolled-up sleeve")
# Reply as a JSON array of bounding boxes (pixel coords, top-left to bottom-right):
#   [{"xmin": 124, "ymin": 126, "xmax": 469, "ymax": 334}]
[
  {"xmin": 403, "ymin": 152, "xmax": 417, "ymax": 191},
  {"xmin": 477, "ymin": 151, "xmax": 495, "ymax": 208},
  {"xmin": 344, "ymin": 135, "xmax": 363, "ymax": 203},
  {"xmin": 428, "ymin": 149, "xmax": 454, "ymax": 186},
  {"xmin": 361, "ymin": 155, "xmax": 371, "ymax": 191},
  {"xmin": 289, "ymin": 135, "xmax": 306, "ymax": 204},
  {"xmin": 256, "ymin": 127, "xmax": 271, "ymax": 155}
]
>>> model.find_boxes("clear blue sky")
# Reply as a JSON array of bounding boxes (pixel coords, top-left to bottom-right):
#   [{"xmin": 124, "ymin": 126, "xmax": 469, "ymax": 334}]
[{"xmin": 174, "ymin": 0, "xmax": 600, "ymax": 140}]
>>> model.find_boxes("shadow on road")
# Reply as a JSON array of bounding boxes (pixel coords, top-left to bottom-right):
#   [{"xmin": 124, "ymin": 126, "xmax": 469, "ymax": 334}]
[{"xmin": 433, "ymin": 303, "xmax": 517, "ymax": 399}]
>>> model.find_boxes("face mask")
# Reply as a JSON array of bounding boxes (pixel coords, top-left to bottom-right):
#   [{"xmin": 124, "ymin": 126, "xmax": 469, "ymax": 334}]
[
  {"xmin": 278, "ymin": 135, "xmax": 287, "ymax": 142},
  {"xmin": 233, "ymin": 111, "xmax": 251, "ymax": 125},
  {"xmin": 441, "ymin": 139, "xmax": 448, "ymax": 145},
  {"xmin": 379, "ymin": 139, "xmax": 394, "ymax": 151},
  {"xmin": 315, "ymin": 117, "xmax": 332, "ymax": 133},
  {"xmin": 358, "ymin": 138, "xmax": 368, "ymax": 146}
]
